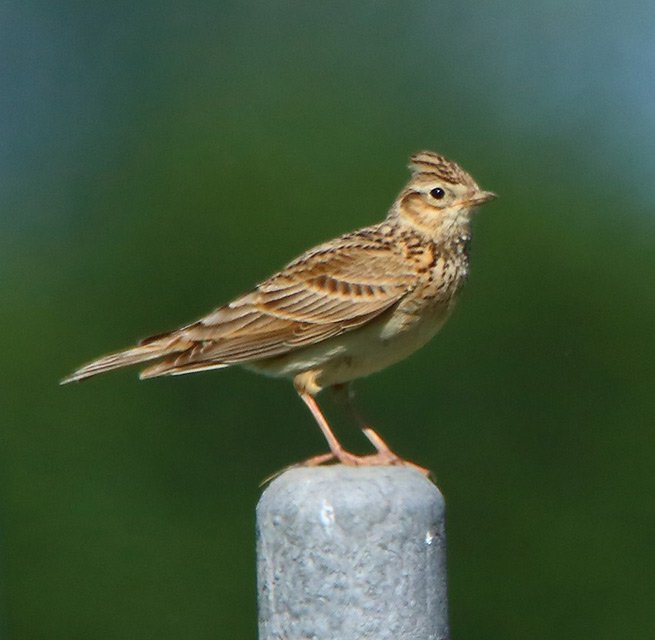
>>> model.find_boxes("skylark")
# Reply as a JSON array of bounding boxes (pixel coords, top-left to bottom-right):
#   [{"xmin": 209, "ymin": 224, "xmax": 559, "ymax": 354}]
[{"xmin": 62, "ymin": 151, "xmax": 496, "ymax": 473}]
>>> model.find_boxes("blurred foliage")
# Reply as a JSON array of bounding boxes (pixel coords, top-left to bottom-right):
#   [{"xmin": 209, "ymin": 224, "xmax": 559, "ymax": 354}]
[{"xmin": 2, "ymin": 1, "xmax": 655, "ymax": 639}]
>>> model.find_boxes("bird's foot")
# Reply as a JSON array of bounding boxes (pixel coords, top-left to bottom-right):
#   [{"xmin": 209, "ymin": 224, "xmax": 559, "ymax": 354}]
[
  {"xmin": 301, "ymin": 451, "xmax": 338, "ymax": 467},
  {"xmin": 333, "ymin": 448, "xmax": 432, "ymax": 477},
  {"xmin": 358, "ymin": 425, "xmax": 433, "ymax": 478},
  {"xmin": 301, "ymin": 444, "xmax": 432, "ymax": 478},
  {"xmin": 261, "ymin": 449, "xmax": 432, "ymax": 485}
]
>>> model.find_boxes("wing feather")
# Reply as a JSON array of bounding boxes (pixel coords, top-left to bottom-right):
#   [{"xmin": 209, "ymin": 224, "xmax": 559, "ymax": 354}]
[
  {"xmin": 64, "ymin": 226, "xmax": 419, "ymax": 381},
  {"xmin": 140, "ymin": 232, "xmax": 417, "ymax": 376}
]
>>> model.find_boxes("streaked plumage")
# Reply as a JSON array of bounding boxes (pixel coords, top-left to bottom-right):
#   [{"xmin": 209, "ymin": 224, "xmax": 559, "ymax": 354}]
[{"xmin": 62, "ymin": 150, "xmax": 496, "ymax": 472}]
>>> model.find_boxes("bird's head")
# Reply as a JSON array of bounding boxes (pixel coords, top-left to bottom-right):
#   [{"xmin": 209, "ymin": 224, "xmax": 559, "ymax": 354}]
[{"xmin": 389, "ymin": 150, "xmax": 496, "ymax": 237}]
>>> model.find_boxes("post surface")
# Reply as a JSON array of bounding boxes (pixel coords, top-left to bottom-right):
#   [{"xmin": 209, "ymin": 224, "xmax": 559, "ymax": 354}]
[{"xmin": 257, "ymin": 466, "xmax": 449, "ymax": 640}]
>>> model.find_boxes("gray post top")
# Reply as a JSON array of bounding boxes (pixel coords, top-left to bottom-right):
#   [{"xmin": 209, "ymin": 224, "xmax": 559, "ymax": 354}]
[
  {"xmin": 258, "ymin": 465, "xmax": 444, "ymax": 528},
  {"xmin": 257, "ymin": 466, "xmax": 449, "ymax": 640}
]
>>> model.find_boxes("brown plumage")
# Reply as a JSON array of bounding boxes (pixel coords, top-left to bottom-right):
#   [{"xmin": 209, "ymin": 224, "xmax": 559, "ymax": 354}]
[{"xmin": 62, "ymin": 150, "xmax": 496, "ymax": 472}]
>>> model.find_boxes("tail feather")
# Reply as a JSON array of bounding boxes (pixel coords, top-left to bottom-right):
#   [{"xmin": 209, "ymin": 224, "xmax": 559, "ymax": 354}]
[
  {"xmin": 60, "ymin": 339, "xmax": 185, "ymax": 384},
  {"xmin": 139, "ymin": 359, "xmax": 229, "ymax": 379}
]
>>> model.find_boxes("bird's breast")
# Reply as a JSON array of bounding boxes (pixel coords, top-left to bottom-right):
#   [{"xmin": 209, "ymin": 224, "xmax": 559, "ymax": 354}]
[{"xmin": 248, "ymin": 250, "xmax": 469, "ymax": 390}]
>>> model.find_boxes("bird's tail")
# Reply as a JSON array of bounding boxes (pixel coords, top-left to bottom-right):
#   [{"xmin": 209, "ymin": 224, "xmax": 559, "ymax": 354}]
[{"xmin": 60, "ymin": 333, "xmax": 186, "ymax": 384}]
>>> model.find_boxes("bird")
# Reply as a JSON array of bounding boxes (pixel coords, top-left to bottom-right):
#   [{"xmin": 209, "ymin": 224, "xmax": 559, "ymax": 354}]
[{"xmin": 61, "ymin": 150, "xmax": 496, "ymax": 473}]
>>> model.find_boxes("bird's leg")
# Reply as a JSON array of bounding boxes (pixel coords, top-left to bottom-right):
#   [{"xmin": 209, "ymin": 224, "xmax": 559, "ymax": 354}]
[
  {"xmin": 296, "ymin": 390, "xmax": 343, "ymax": 465},
  {"xmin": 298, "ymin": 388, "xmax": 383, "ymax": 467},
  {"xmin": 264, "ymin": 383, "xmax": 430, "ymax": 484},
  {"xmin": 290, "ymin": 378, "xmax": 431, "ymax": 476},
  {"xmin": 331, "ymin": 383, "xmax": 432, "ymax": 476},
  {"xmin": 331, "ymin": 382, "xmax": 399, "ymax": 457},
  {"xmin": 263, "ymin": 381, "xmax": 433, "ymax": 484}
]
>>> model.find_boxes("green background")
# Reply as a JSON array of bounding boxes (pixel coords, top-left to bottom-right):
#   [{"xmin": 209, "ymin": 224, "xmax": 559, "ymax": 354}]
[{"xmin": 3, "ymin": 1, "xmax": 655, "ymax": 638}]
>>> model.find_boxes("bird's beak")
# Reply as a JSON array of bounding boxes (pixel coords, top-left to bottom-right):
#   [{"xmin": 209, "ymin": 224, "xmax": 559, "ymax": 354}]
[{"xmin": 462, "ymin": 190, "xmax": 497, "ymax": 207}]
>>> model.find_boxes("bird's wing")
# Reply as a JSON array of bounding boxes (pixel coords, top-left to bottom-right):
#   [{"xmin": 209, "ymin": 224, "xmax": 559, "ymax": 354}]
[{"xmin": 138, "ymin": 232, "xmax": 418, "ymax": 376}]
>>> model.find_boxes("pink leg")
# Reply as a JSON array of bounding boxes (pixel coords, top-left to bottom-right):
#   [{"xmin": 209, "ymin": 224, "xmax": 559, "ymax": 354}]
[
  {"xmin": 298, "ymin": 390, "xmax": 345, "ymax": 459},
  {"xmin": 332, "ymin": 383, "xmax": 422, "ymax": 459},
  {"xmin": 297, "ymin": 386, "xmax": 432, "ymax": 476}
]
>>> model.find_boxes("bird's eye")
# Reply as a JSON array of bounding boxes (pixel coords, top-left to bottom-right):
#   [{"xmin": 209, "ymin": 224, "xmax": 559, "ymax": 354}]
[{"xmin": 430, "ymin": 187, "xmax": 446, "ymax": 200}]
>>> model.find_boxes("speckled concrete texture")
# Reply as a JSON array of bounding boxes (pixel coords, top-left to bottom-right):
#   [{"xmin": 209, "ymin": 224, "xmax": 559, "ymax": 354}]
[{"xmin": 257, "ymin": 466, "xmax": 449, "ymax": 640}]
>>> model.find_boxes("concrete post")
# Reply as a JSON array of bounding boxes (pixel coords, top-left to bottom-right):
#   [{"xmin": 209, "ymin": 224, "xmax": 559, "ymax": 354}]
[{"xmin": 257, "ymin": 466, "xmax": 449, "ymax": 640}]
